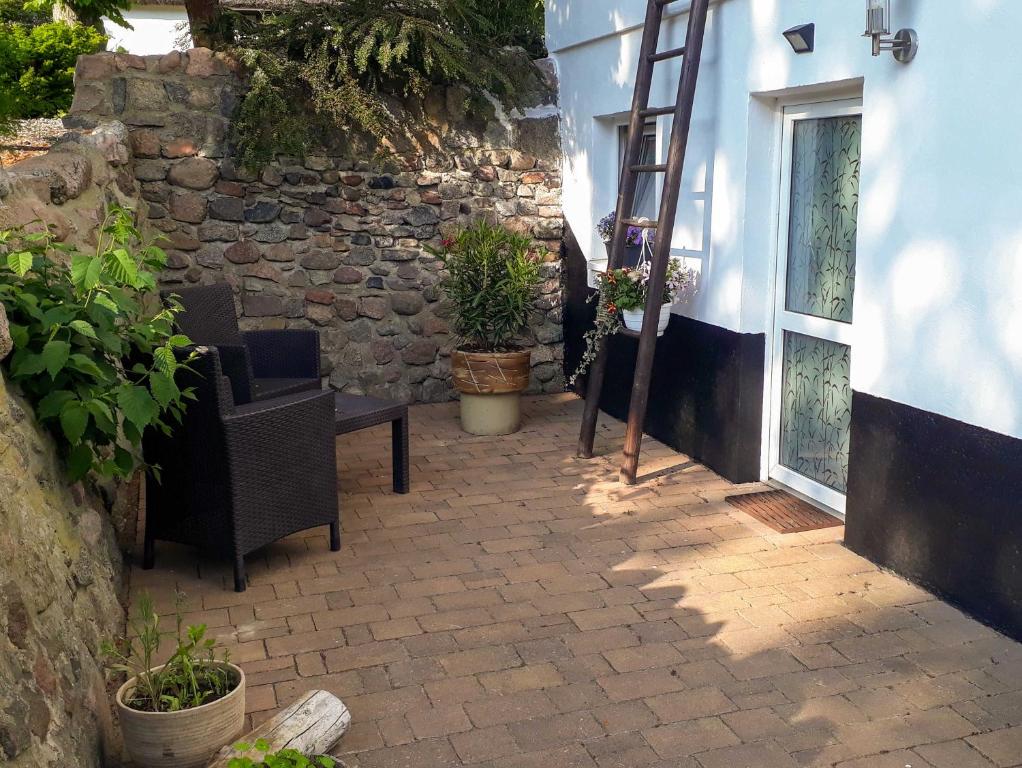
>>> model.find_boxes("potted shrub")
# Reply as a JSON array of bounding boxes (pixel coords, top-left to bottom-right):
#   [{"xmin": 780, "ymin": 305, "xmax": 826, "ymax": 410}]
[
  {"xmin": 431, "ymin": 220, "xmax": 543, "ymax": 436},
  {"xmin": 569, "ymin": 257, "xmax": 694, "ymax": 385},
  {"xmin": 103, "ymin": 595, "xmax": 246, "ymax": 768}
]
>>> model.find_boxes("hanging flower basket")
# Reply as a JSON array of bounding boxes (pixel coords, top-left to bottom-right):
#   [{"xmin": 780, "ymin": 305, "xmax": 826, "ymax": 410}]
[
  {"xmin": 569, "ymin": 256, "xmax": 694, "ymax": 386},
  {"xmin": 597, "ymin": 211, "xmax": 649, "ymax": 268},
  {"xmin": 621, "ymin": 303, "xmax": 673, "ymax": 336}
]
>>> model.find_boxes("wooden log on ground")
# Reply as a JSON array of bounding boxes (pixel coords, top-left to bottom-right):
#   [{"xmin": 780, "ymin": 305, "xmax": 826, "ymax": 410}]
[{"xmin": 208, "ymin": 690, "xmax": 351, "ymax": 767}]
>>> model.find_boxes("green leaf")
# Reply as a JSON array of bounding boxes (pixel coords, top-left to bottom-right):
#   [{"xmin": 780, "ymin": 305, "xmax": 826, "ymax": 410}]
[
  {"xmin": 118, "ymin": 385, "xmax": 159, "ymax": 432},
  {"xmin": 169, "ymin": 334, "xmax": 191, "ymax": 347},
  {"xmin": 92, "ymin": 293, "xmax": 119, "ymax": 313},
  {"xmin": 67, "ymin": 354, "xmax": 105, "ymax": 380},
  {"xmin": 11, "ymin": 350, "xmax": 46, "ymax": 377},
  {"xmin": 42, "ymin": 306, "xmax": 77, "ymax": 327},
  {"xmin": 69, "ymin": 320, "xmax": 98, "ymax": 339},
  {"xmin": 6, "ymin": 251, "xmax": 33, "ymax": 277},
  {"xmin": 149, "ymin": 372, "xmax": 180, "ymax": 408},
  {"xmin": 59, "ymin": 401, "xmax": 89, "ymax": 445},
  {"xmin": 37, "ymin": 390, "xmax": 77, "ymax": 419},
  {"xmin": 85, "ymin": 399, "xmax": 117, "ymax": 436},
  {"xmin": 114, "ymin": 445, "xmax": 135, "ymax": 476},
  {"xmin": 67, "ymin": 443, "xmax": 93, "ymax": 481},
  {"xmin": 122, "ymin": 418, "xmax": 142, "ymax": 446},
  {"xmin": 105, "ymin": 248, "xmax": 139, "ymax": 286},
  {"xmin": 153, "ymin": 346, "xmax": 177, "ymax": 375},
  {"xmin": 7, "ymin": 323, "xmax": 28, "ymax": 349},
  {"xmin": 71, "ymin": 254, "xmax": 103, "ymax": 291},
  {"xmin": 41, "ymin": 339, "xmax": 71, "ymax": 378}
]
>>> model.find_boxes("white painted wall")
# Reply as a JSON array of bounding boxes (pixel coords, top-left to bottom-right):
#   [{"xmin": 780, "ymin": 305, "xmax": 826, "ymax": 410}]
[
  {"xmin": 549, "ymin": 0, "xmax": 1022, "ymax": 442},
  {"xmin": 104, "ymin": 6, "xmax": 189, "ymax": 55}
]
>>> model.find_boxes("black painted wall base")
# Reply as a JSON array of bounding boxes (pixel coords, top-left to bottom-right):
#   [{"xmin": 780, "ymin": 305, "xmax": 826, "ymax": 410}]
[
  {"xmin": 563, "ymin": 225, "xmax": 765, "ymax": 483},
  {"xmin": 846, "ymin": 391, "xmax": 1022, "ymax": 641}
]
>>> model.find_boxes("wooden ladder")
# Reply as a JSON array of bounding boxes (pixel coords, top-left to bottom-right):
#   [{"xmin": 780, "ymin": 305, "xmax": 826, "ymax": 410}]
[{"xmin": 577, "ymin": 0, "xmax": 711, "ymax": 484}]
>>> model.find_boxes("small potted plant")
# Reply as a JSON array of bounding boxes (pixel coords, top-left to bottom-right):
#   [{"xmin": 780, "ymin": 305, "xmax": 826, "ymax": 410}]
[
  {"xmin": 430, "ymin": 220, "xmax": 543, "ymax": 436},
  {"xmin": 596, "ymin": 211, "xmax": 654, "ymax": 268},
  {"xmin": 569, "ymin": 257, "xmax": 694, "ymax": 385},
  {"xmin": 103, "ymin": 594, "xmax": 246, "ymax": 768}
]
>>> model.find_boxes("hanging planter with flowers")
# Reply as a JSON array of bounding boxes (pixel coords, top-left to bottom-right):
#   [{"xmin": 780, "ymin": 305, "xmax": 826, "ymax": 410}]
[
  {"xmin": 596, "ymin": 211, "xmax": 650, "ymax": 268},
  {"xmin": 570, "ymin": 255, "xmax": 694, "ymax": 386}
]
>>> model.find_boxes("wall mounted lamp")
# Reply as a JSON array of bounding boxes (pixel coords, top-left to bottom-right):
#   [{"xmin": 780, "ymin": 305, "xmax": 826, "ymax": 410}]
[
  {"xmin": 783, "ymin": 24, "xmax": 815, "ymax": 54},
  {"xmin": 864, "ymin": 0, "xmax": 918, "ymax": 63}
]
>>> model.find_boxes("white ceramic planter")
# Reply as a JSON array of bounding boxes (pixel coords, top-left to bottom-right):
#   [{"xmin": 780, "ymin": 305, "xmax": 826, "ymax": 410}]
[
  {"xmin": 116, "ymin": 663, "xmax": 246, "ymax": 768},
  {"xmin": 621, "ymin": 303, "xmax": 673, "ymax": 336}
]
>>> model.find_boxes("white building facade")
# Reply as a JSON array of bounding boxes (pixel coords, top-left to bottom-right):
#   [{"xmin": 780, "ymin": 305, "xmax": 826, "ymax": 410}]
[
  {"xmin": 550, "ymin": 0, "xmax": 1022, "ymax": 638},
  {"xmin": 104, "ymin": 3, "xmax": 189, "ymax": 55}
]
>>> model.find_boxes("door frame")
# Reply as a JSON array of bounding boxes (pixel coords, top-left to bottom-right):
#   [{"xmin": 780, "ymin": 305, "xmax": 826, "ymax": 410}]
[{"xmin": 764, "ymin": 97, "xmax": 863, "ymax": 516}]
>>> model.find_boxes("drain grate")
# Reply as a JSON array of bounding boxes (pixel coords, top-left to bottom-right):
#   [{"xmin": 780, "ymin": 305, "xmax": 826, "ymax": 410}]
[{"xmin": 725, "ymin": 490, "xmax": 843, "ymax": 534}]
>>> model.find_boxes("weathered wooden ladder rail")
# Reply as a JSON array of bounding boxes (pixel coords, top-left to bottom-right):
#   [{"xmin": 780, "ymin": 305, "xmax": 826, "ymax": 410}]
[
  {"xmin": 207, "ymin": 690, "xmax": 351, "ymax": 767},
  {"xmin": 577, "ymin": 0, "xmax": 711, "ymax": 484}
]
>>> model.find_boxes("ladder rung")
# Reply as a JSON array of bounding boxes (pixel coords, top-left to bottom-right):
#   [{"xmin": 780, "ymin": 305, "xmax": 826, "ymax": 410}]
[
  {"xmin": 655, "ymin": 0, "xmax": 681, "ymax": 6},
  {"xmin": 621, "ymin": 218, "xmax": 659, "ymax": 228},
  {"xmin": 629, "ymin": 164, "xmax": 667, "ymax": 173},
  {"xmin": 639, "ymin": 106, "xmax": 676, "ymax": 118},
  {"xmin": 649, "ymin": 46, "xmax": 686, "ymax": 63}
]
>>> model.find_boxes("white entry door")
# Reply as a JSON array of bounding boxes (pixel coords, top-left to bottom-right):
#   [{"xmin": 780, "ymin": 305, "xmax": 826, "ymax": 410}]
[{"xmin": 768, "ymin": 100, "xmax": 862, "ymax": 515}]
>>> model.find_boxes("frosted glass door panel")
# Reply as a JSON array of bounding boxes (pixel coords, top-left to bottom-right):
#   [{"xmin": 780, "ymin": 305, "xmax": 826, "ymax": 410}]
[{"xmin": 785, "ymin": 116, "xmax": 861, "ymax": 324}]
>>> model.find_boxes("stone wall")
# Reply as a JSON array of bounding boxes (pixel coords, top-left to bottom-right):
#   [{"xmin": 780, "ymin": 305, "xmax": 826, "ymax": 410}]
[
  {"xmin": 0, "ymin": 368, "xmax": 125, "ymax": 767},
  {"xmin": 0, "ymin": 120, "xmax": 137, "ymax": 240},
  {"xmin": 67, "ymin": 49, "xmax": 566, "ymax": 402},
  {"xmin": 0, "ymin": 126, "xmax": 136, "ymax": 767}
]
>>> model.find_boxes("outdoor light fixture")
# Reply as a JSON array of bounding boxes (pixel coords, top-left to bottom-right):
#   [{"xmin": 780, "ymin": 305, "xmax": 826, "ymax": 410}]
[
  {"xmin": 783, "ymin": 24, "xmax": 815, "ymax": 54},
  {"xmin": 864, "ymin": 0, "xmax": 918, "ymax": 63}
]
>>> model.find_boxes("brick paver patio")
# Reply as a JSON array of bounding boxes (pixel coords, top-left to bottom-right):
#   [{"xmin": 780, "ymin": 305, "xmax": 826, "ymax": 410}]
[{"xmin": 132, "ymin": 394, "xmax": 1022, "ymax": 767}]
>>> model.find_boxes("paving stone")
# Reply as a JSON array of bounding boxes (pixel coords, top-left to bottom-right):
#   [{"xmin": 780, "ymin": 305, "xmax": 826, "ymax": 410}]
[{"xmin": 124, "ymin": 396, "xmax": 1022, "ymax": 768}]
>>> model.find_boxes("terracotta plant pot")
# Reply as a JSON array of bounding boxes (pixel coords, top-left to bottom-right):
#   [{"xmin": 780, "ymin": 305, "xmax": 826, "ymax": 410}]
[
  {"xmin": 621, "ymin": 303, "xmax": 673, "ymax": 336},
  {"xmin": 451, "ymin": 349, "xmax": 531, "ymax": 435},
  {"xmin": 116, "ymin": 663, "xmax": 246, "ymax": 768}
]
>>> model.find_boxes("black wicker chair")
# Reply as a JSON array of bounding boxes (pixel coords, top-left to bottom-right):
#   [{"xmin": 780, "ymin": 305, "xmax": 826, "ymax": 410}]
[
  {"xmin": 143, "ymin": 348, "xmax": 339, "ymax": 592},
  {"xmin": 167, "ymin": 283, "xmax": 321, "ymax": 404}
]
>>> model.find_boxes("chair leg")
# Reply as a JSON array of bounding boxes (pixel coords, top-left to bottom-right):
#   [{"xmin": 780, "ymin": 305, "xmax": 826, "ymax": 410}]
[
  {"xmin": 392, "ymin": 413, "xmax": 410, "ymax": 494},
  {"xmin": 233, "ymin": 553, "xmax": 247, "ymax": 593},
  {"xmin": 330, "ymin": 520, "xmax": 341, "ymax": 552},
  {"xmin": 142, "ymin": 528, "xmax": 155, "ymax": 570}
]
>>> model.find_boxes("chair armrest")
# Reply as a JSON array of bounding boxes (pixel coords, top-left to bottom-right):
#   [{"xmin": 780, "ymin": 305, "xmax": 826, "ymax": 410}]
[
  {"xmin": 242, "ymin": 329, "xmax": 321, "ymax": 380},
  {"xmin": 212, "ymin": 344, "xmax": 254, "ymax": 405},
  {"xmin": 221, "ymin": 389, "xmax": 338, "ymax": 553}
]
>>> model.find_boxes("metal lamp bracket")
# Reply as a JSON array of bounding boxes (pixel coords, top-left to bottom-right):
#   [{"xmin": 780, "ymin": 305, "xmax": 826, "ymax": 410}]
[{"xmin": 874, "ymin": 28, "xmax": 919, "ymax": 63}]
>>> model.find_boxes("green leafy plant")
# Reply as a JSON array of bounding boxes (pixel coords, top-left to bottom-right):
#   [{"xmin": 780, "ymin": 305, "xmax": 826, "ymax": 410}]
[
  {"xmin": 0, "ymin": 87, "xmax": 17, "ymax": 140},
  {"xmin": 228, "ymin": 739, "xmax": 336, "ymax": 768},
  {"xmin": 484, "ymin": 0, "xmax": 546, "ymax": 58},
  {"xmin": 0, "ymin": 20, "xmax": 107, "ymax": 118},
  {"xmin": 0, "ymin": 0, "xmax": 51, "ymax": 25},
  {"xmin": 226, "ymin": 0, "xmax": 549, "ymax": 169},
  {"xmin": 102, "ymin": 593, "xmax": 237, "ymax": 713},
  {"xmin": 0, "ymin": 205, "xmax": 194, "ymax": 481},
  {"xmin": 25, "ymin": 0, "xmax": 131, "ymax": 29},
  {"xmin": 569, "ymin": 259, "xmax": 694, "ymax": 385},
  {"xmin": 428, "ymin": 220, "xmax": 543, "ymax": 352}
]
